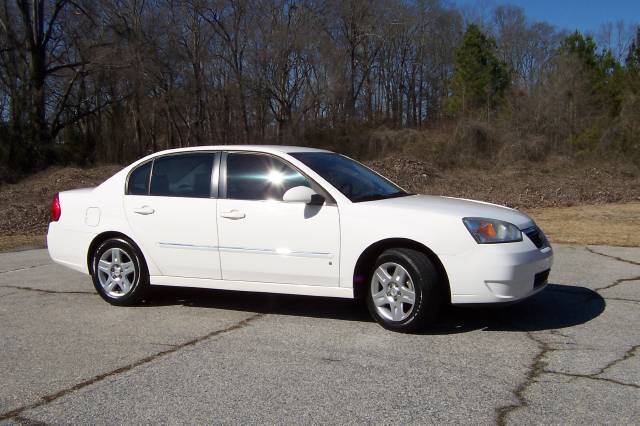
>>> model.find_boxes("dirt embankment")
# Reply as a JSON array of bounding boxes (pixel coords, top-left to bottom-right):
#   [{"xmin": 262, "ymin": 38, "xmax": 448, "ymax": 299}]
[
  {"xmin": 0, "ymin": 157, "xmax": 639, "ymax": 250},
  {"xmin": 0, "ymin": 165, "xmax": 122, "ymax": 237},
  {"xmin": 367, "ymin": 157, "xmax": 640, "ymax": 209}
]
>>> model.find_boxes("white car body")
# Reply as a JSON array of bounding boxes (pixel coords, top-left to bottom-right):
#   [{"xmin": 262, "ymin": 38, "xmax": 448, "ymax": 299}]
[{"xmin": 47, "ymin": 145, "xmax": 553, "ymax": 304}]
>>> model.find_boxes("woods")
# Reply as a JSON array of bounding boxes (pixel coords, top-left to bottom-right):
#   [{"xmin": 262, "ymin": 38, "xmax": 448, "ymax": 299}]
[{"xmin": 0, "ymin": 0, "xmax": 639, "ymax": 179}]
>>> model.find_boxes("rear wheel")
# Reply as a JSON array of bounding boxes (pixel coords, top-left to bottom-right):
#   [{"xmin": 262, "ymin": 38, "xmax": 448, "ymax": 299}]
[
  {"xmin": 366, "ymin": 248, "xmax": 443, "ymax": 332},
  {"xmin": 91, "ymin": 238, "xmax": 149, "ymax": 306}
]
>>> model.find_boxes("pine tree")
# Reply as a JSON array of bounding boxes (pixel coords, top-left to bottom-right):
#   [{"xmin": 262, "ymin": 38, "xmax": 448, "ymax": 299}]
[
  {"xmin": 561, "ymin": 31, "xmax": 625, "ymax": 116},
  {"xmin": 626, "ymin": 27, "xmax": 640, "ymax": 70},
  {"xmin": 447, "ymin": 24, "xmax": 509, "ymax": 116},
  {"xmin": 561, "ymin": 31, "xmax": 599, "ymax": 68}
]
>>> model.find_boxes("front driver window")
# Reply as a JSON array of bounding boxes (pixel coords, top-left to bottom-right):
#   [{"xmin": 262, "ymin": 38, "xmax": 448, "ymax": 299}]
[{"xmin": 226, "ymin": 153, "xmax": 310, "ymax": 201}]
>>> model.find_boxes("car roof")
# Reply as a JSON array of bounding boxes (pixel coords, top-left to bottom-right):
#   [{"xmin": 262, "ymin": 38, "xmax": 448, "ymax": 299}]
[{"xmin": 147, "ymin": 145, "xmax": 332, "ymax": 156}]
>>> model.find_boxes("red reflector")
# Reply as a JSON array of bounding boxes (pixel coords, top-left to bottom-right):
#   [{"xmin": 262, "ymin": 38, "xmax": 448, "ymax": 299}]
[{"xmin": 51, "ymin": 193, "xmax": 61, "ymax": 222}]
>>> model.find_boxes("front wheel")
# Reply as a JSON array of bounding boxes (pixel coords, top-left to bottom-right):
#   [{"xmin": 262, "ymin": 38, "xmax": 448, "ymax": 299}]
[
  {"xmin": 91, "ymin": 238, "xmax": 149, "ymax": 306},
  {"xmin": 366, "ymin": 248, "xmax": 443, "ymax": 332}
]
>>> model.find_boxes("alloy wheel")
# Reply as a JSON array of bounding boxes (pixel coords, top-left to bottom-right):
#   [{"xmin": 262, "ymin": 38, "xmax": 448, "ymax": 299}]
[
  {"xmin": 97, "ymin": 248, "xmax": 136, "ymax": 298},
  {"xmin": 370, "ymin": 262, "xmax": 416, "ymax": 322}
]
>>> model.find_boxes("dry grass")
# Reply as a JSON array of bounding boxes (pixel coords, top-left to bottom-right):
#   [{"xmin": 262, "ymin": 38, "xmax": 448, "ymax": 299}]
[
  {"xmin": 0, "ymin": 234, "xmax": 46, "ymax": 252},
  {"xmin": 0, "ymin": 204, "xmax": 637, "ymax": 252},
  {"xmin": 526, "ymin": 203, "xmax": 640, "ymax": 247}
]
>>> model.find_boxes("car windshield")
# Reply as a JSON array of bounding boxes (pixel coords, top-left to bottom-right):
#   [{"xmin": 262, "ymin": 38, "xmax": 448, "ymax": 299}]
[{"xmin": 290, "ymin": 152, "xmax": 411, "ymax": 202}]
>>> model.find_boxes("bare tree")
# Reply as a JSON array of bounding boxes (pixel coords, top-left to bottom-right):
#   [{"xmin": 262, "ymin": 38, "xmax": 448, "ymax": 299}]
[
  {"xmin": 1, "ymin": 0, "xmax": 638, "ymax": 174},
  {"xmin": 597, "ymin": 20, "xmax": 638, "ymax": 63}
]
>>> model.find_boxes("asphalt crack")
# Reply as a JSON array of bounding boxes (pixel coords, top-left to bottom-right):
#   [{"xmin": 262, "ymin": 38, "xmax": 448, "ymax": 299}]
[
  {"xmin": 0, "ymin": 285, "xmax": 95, "ymax": 295},
  {"xmin": 0, "ymin": 313, "xmax": 264, "ymax": 421},
  {"xmin": 602, "ymin": 296, "xmax": 640, "ymax": 304},
  {"xmin": 584, "ymin": 247, "xmax": 640, "ymax": 292},
  {"xmin": 594, "ymin": 276, "xmax": 640, "ymax": 292},
  {"xmin": 494, "ymin": 246, "xmax": 640, "ymax": 423},
  {"xmin": 595, "ymin": 344, "xmax": 640, "ymax": 377},
  {"xmin": 586, "ymin": 247, "xmax": 640, "ymax": 267},
  {"xmin": 544, "ymin": 343, "xmax": 640, "ymax": 390},
  {"xmin": 496, "ymin": 336, "xmax": 640, "ymax": 425},
  {"xmin": 544, "ymin": 370, "xmax": 640, "ymax": 389},
  {"xmin": 0, "ymin": 290, "xmax": 21, "ymax": 298},
  {"xmin": 0, "ymin": 264, "xmax": 52, "ymax": 274},
  {"xmin": 11, "ymin": 415, "xmax": 51, "ymax": 426},
  {"xmin": 495, "ymin": 332, "xmax": 550, "ymax": 426}
]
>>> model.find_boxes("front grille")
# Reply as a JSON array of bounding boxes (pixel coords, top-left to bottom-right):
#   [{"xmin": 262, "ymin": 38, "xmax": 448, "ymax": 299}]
[
  {"xmin": 523, "ymin": 226, "xmax": 549, "ymax": 249},
  {"xmin": 534, "ymin": 269, "xmax": 550, "ymax": 288}
]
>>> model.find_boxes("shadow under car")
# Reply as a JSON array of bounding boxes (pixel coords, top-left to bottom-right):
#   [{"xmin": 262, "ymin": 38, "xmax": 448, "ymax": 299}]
[{"xmin": 141, "ymin": 283, "xmax": 605, "ymax": 334}]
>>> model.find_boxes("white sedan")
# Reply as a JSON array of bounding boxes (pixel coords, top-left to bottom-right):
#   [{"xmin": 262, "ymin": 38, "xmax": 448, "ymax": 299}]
[{"xmin": 47, "ymin": 146, "xmax": 552, "ymax": 332}]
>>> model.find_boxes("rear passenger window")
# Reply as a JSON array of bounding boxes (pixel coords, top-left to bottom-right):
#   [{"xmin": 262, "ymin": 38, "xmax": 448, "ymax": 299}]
[
  {"xmin": 226, "ymin": 153, "xmax": 310, "ymax": 201},
  {"xmin": 127, "ymin": 161, "xmax": 152, "ymax": 195},
  {"xmin": 150, "ymin": 153, "xmax": 214, "ymax": 198}
]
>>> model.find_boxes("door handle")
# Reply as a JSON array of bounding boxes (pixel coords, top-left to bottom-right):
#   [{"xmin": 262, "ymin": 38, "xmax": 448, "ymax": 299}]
[
  {"xmin": 133, "ymin": 206, "xmax": 155, "ymax": 215},
  {"xmin": 220, "ymin": 210, "xmax": 246, "ymax": 220}
]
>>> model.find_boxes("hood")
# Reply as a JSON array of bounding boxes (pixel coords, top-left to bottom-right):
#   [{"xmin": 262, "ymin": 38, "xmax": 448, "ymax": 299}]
[{"xmin": 367, "ymin": 194, "xmax": 535, "ymax": 229}]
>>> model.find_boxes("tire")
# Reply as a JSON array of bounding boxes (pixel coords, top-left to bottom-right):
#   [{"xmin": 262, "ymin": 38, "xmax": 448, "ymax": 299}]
[
  {"xmin": 366, "ymin": 248, "xmax": 443, "ymax": 332},
  {"xmin": 91, "ymin": 238, "xmax": 149, "ymax": 306}
]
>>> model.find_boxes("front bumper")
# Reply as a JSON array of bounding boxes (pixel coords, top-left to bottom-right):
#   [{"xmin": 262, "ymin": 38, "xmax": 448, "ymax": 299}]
[{"xmin": 442, "ymin": 240, "xmax": 553, "ymax": 305}]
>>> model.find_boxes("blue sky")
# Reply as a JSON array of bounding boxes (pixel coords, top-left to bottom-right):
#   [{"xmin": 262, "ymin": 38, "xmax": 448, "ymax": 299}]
[{"xmin": 456, "ymin": 0, "xmax": 640, "ymax": 34}]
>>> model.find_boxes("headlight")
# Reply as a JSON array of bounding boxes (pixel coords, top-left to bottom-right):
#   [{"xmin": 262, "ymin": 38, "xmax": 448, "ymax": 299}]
[{"xmin": 462, "ymin": 217, "xmax": 522, "ymax": 244}]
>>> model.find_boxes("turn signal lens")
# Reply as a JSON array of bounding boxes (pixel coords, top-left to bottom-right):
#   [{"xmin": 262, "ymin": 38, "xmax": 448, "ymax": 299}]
[
  {"xmin": 478, "ymin": 222, "xmax": 497, "ymax": 238},
  {"xmin": 51, "ymin": 193, "xmax": 61, "ymax": 222},
  {"xmin": 462, "ymin": 217, "xmax": 522, "ymax": 244}
]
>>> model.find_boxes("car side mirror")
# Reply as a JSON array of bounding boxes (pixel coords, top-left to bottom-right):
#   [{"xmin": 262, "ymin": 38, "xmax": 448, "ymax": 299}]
[
  {"xmin": 309, "ymin": 193, "xmax": 325, "ymax": 205},
  {"xmin": 282, "ymin": 186, "xmax": 324, "ymax": 205}
]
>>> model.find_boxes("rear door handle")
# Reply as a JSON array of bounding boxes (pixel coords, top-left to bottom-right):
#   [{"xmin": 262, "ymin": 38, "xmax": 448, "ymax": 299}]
[
  {"xmin": 133, "ymin": 206, "xmax": 155, "ymax": 215},
  {"xmin": 220, "ymin": 210, "xmax": 245, "ymax": 220}
]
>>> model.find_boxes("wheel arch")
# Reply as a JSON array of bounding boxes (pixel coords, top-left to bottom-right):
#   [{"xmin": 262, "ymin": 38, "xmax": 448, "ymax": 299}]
[
  {"xmin": 87, "ymin": 231, "xmax": 147, "ymax": 275},
  {"xmin": 352, "ymin": 238, "xmax": 450, "ymax": 303}
]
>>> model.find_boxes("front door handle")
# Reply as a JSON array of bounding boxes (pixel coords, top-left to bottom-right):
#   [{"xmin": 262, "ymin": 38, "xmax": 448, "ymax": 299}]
[
  {"xmin": 133, "ymin": 206, "xmax": 155, "ymax": 215},
  {"xmin": 220, "ymin": 210, "xmax": 246, "ymax": 220}
]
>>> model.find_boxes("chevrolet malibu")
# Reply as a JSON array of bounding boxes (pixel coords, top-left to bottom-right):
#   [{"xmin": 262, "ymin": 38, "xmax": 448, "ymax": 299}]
[{"xmin": 47, "ymin": 146, "xmax": 553, "ymax": 332}]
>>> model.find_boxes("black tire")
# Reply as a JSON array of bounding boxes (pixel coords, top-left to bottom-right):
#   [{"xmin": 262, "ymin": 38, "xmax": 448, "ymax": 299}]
[
  {"xmin": 91, "ymin": 237, "xmax": 149, "ymax": 306},
  {"xmin": 366, "ymin": 248, "xmax": 443, "ymax": 332}
]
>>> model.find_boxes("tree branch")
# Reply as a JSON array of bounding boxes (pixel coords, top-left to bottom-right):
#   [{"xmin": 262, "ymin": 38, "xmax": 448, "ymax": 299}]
[
  {"xmin": 51, "ymin": 94, "xmax": 129, "ymax": 138},
  {"xmin": 42, "ymin": 0, "xmax": 68, "ymax": 47},
  {"xmin": 51, "ymin": 70, "xmax": 80, "ymax": 129},
  {"xmin": 46, "ymin": 61, "xmax": 89, "ymax": 74}
]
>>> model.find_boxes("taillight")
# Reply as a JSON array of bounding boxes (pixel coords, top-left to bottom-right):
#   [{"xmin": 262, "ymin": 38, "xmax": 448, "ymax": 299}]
[{"xmin": 51, "ymin": 193, "xmax": 61, "ymax": 222}]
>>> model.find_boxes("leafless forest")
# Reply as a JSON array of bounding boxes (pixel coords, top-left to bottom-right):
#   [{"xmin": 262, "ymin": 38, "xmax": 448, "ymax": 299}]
[{"xmin": 1, "ymin": 0, "xmax": 639, "ymax": 180}]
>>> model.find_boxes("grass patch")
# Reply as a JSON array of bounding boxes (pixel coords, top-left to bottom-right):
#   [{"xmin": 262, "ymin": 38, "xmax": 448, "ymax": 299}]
[
  {"xmin": 0, "ymin": 235, "xmax": 46, "ymax": 252},
  {"xmin": 526, "ymin": 203, "xmax": 640, "ymax": 247}
]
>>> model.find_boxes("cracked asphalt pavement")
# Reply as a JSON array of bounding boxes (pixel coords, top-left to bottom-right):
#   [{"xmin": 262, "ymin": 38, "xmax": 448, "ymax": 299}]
[{"xmin": 0, "ymin": 245, "xmax": 638, "ymax": 424}]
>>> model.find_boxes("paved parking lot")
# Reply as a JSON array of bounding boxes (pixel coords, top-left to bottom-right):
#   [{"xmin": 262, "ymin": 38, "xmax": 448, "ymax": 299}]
[{"xmin": 0, "ymin": 245, "xmax": 638, "ymax": 424}]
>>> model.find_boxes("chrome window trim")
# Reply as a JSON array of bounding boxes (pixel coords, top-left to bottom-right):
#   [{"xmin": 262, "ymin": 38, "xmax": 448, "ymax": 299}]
[
  {"xmin": 157, "ymin": 241, "xmax": 333, "ymax": 258},
  {"xmin": 125, "ymin": 151, "xmax": 221, "ymax": 199}
]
